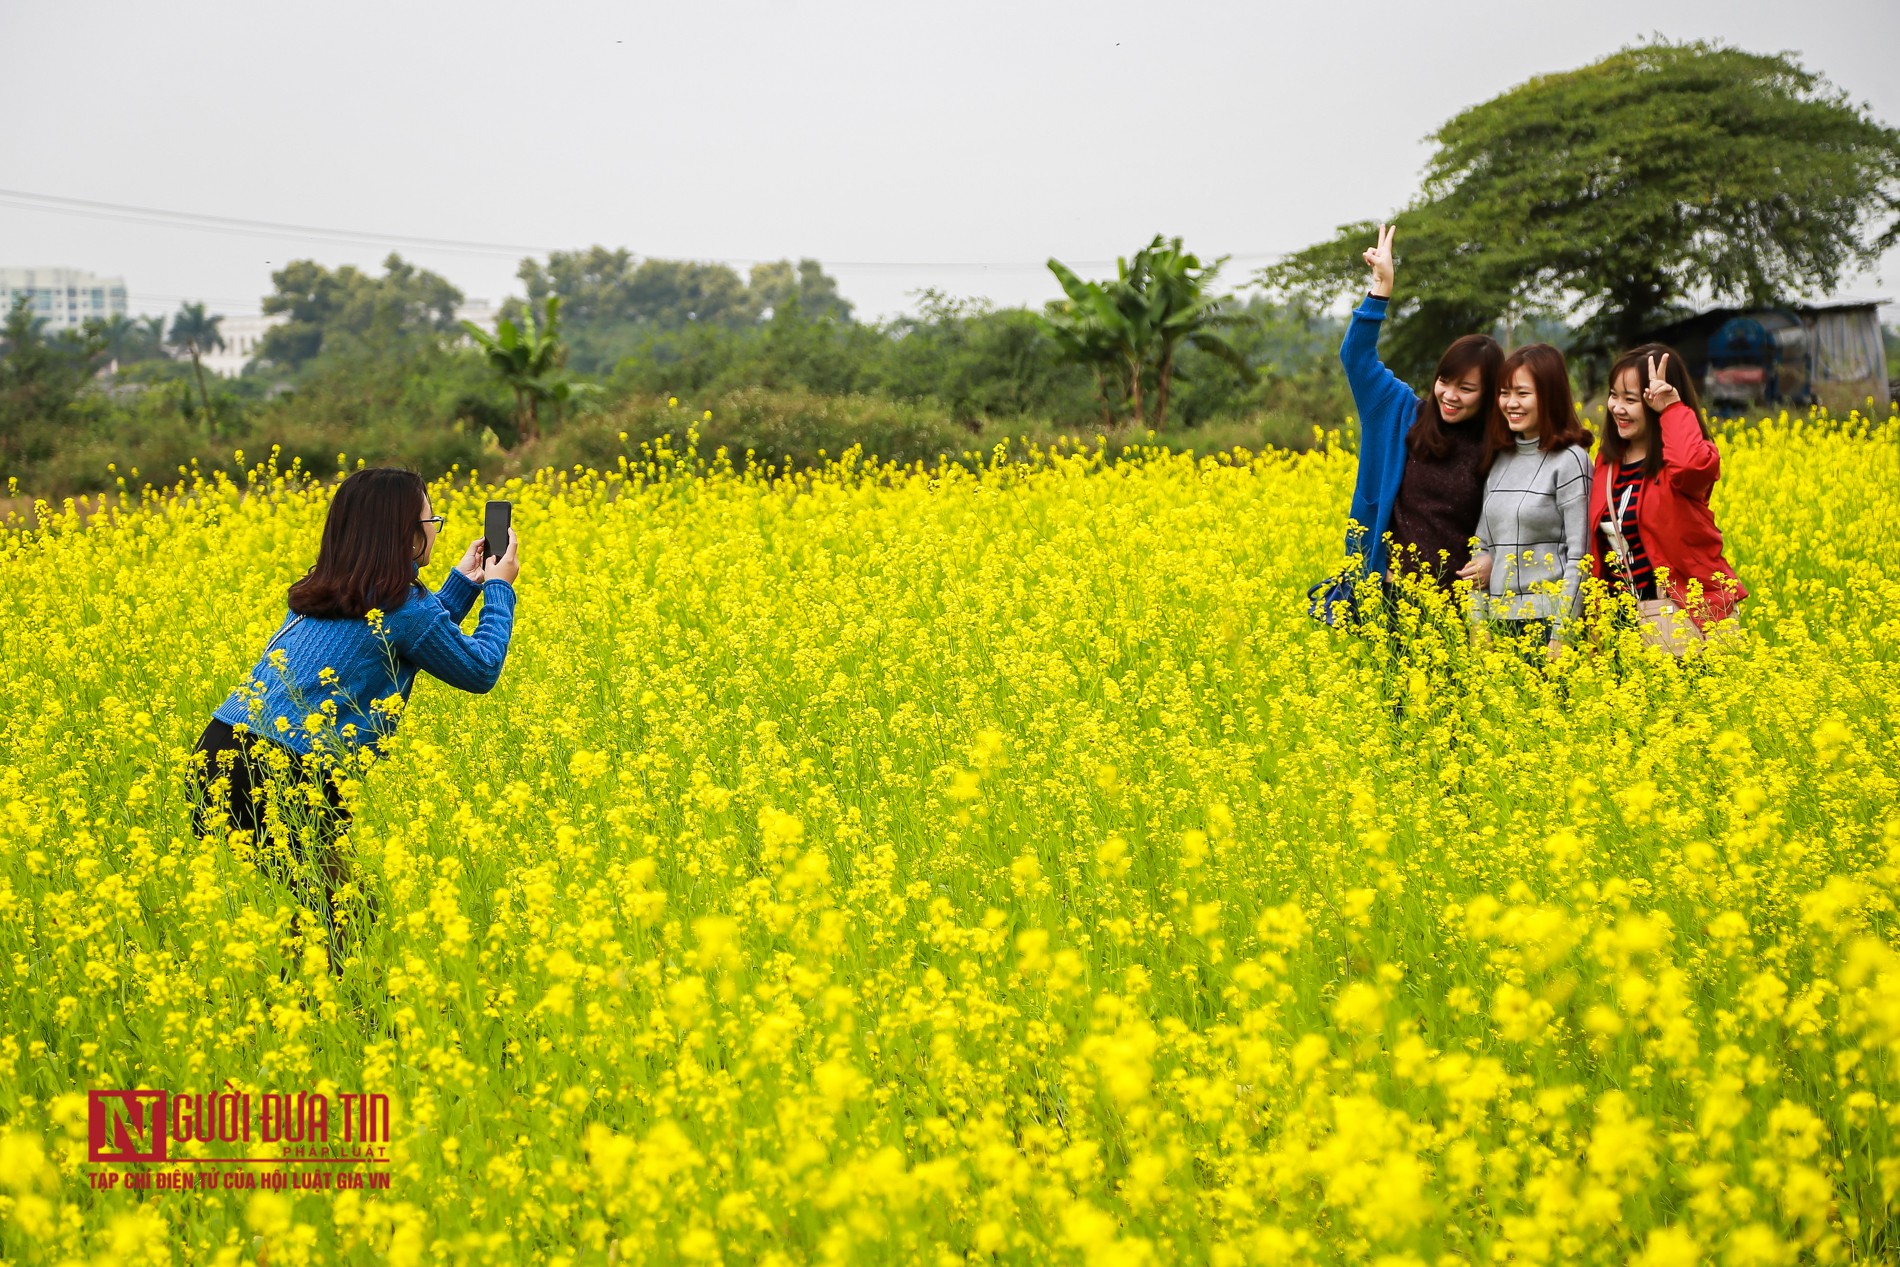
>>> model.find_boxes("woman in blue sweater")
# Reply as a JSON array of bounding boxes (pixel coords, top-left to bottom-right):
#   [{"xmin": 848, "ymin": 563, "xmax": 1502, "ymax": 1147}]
[
  {"xmin": 188, "ymin": 467, "xmax": 521, "ymax": 967},
  {"xmin": 1315, "ymin": 223, "xmax": 1503, "ymax": 619}
]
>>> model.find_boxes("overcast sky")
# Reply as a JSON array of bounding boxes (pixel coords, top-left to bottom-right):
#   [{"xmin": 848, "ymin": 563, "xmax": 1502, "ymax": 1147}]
[{"xmin": 3, "ymin": 0, "xmax": 1897, "ymax": 322}]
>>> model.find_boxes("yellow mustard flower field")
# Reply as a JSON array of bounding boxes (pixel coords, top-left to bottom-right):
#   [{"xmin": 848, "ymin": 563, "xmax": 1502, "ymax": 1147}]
[{"xmin": 2, "ymin": 415, "xmax": 1898, "ymax": 1266}]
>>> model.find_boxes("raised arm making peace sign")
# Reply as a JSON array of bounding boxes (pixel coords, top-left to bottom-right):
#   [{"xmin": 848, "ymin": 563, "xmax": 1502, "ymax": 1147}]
[
  {"xmin": 1311, "ymin": 222, "xmax": 1502, "ymax": 623},
  {"xmin": 1642, "ymin": 352, "xmax": 1681, "ymax": 413},
  {"xmin": 1363, "ymin": 222, "xmax": 1396, "ymax": 300}
]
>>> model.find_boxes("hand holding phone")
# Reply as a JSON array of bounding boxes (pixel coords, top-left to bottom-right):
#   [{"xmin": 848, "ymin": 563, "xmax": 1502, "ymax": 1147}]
[
  {"xmin": 479, "ymin": 527, "xmax": 521, "ymax": 586},
  {"xmin": 483, "ymin": 500, "xmax": 512, "ymax": 564},
  {"xmin": 480, "ymin": 501, "xmax": 521, "ymax": 586}
]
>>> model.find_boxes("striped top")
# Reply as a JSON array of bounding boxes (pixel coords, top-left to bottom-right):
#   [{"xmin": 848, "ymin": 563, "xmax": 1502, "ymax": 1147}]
[
  {"xmin": 1473, "ymin": 437, "xmax": 1594, "ymax": 624},
  {"xmin": 1603, "ymin": 462, "xmax": 1658, "ymax": 600}
]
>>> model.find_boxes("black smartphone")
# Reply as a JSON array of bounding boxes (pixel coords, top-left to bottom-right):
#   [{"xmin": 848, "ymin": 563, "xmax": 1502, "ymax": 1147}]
[{"xmin": 483, "ymin": 500, "xmax": 512, "ymax": 564}]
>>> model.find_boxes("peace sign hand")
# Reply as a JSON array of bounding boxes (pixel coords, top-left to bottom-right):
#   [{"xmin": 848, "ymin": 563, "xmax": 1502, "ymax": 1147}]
[
  {"xmin": 1362, "ymin": 223, "xmax": 1396, "ymax": 299},
  {"xmin": 1643, "ymin": 352, "xmax": 1681, "ymax": 412}
]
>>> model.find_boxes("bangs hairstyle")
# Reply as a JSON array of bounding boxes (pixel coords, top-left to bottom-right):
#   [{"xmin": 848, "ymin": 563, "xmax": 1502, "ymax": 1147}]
[
  {"xmin": 1484, "ymin": 342, "xmax": 1593, "ymax": 470},
  {"xmin": 1408, "ymin": 333, "xmax": 1504, "ymax": 460},
  {"xmin": 1603, "ymin": 341, "xmax": 1708, "ymax": 480},
  {"xmin": 287, "ymin": 468, "xmax": 430, "ymax": 620}
]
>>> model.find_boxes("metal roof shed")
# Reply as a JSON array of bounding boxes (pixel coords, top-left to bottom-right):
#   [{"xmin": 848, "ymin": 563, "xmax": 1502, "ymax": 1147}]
[{"xmin": 1640, "ymin": 300, "xmax": 1891, "ymax": 416}]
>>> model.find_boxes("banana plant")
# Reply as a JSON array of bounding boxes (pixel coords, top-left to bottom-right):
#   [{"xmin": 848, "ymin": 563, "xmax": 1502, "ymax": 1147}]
[
  {"xmin": 1036, "ymin": 262, "xmax": 1135, "ymax": 428},
  {"xmin": 462, "ymin": 295, "xmax": 585, "ymax": 446},
  {"xmin": 1132, "ymin": 237, "xmax": 1256, "ymax": 430},
  {"xmin": 1039, "ymin": 236, "xmax": 1254, "ymax": 430}
]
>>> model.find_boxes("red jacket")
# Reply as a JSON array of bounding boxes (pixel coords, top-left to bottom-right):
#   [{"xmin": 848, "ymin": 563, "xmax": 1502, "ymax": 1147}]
[{"xmin": 1587, "ymin": 401, "xmax": 1747, "ymax": 624}]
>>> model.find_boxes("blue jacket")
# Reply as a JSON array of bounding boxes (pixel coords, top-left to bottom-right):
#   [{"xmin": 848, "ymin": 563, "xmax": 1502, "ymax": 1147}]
[
  {"xmin": 212, "ymin": 564, "xmax": 516, "ymax": 758},
  {"xmin": 1336, "ymin": 293, "xmax": 1421, "ymax": 581}
]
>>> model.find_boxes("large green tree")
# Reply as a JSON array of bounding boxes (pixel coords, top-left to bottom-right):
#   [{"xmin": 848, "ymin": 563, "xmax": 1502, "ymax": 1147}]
[
  {"xmin": 515, "ymin": 248, "xmax": 855, "ymax": 373},
  {"xmin": 516, "ymin": 249, "xmax": 750, "ymax": 330},
  {"xmin": 744, "ymin": 259, "xmax": 853, "ymax": 324},
  {"xmin": 260, "ymin": 253, "xmax": 463, "ymax": 369},
  {"xmin": 1263, "ymin": 40, "xmax": 1900, "ymax": 379}
]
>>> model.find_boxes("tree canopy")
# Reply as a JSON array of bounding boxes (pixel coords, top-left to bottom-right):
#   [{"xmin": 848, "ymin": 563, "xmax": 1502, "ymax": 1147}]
[
  {"xmin": 260, "ymin": 253, "xmax": 464, "ymax": 369},
  {"xmin": 518, "ymin": 248, "xmax": 750, "ymax": 331},
  {"xmin": 514, "ymin": 249, "xmax": 854, "ymax": 374},
  {"xmin": 1263, "ymin": 40, "xmax": 1900, "ymax": 379},
  {"xmin": 0, "ymin": 297, "xmax": 107, "ymax": 473}
]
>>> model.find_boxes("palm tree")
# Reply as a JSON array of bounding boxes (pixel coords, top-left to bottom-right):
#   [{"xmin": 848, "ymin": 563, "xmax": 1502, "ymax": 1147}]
[
  {"xmin": 86, "ymin": 314, "xmax": 151, "ymax": 374},
  {"xmin": 166, "ymin": 302, "xmax": 224, "ymax": 415}
]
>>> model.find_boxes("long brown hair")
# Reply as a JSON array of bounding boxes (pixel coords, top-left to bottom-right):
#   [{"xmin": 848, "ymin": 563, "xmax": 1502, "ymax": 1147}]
[
  {"xmin": 1603, "ymin": 342, "xmax": 1708, "ymax": 480},
  {"xmin": 287, "ymin": 468, "xmax": 430, "ymax": 619},
  {"xmin": 1408, "ymin": 334, "xmax": 1504, "ymax": 460},
  {"xmin": 1484, "ymin": 342, "xmax": 1593, "ymax": 470}
]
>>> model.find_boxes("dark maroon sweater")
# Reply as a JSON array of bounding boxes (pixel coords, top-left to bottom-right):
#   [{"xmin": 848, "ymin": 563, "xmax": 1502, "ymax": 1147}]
[{"xmin": 1388, "ymin": 416, "xmax": 1488, "ymax": 589}]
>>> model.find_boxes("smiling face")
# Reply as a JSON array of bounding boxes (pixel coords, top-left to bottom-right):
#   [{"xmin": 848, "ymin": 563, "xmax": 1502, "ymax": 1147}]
[
  {"xmin": 1498, "ymin": 365, "xmax": 1541, "ymax": 436},
  {"xmin": 1607, "ymin": 366, "xmax": 1649, "ymax": 445},
  {"xmin": 1433, "ymin": 369, "xmax": 1486, "ymax": 424}
]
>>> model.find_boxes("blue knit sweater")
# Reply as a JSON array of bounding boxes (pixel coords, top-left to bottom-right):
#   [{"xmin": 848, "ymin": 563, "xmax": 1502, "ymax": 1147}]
[
  {"xmin": 1337, "ymin": 293, "xmax": 1422, "ymax": 580},
  {"xmin": 212, "ymin": 563, "xmax": 517, "ymax": 757}
]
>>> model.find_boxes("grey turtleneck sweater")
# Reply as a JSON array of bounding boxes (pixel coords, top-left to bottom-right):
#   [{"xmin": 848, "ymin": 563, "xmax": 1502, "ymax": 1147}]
[{"xmin": 1474, "ymin": 437, "xmax": 1594, "ymax": 623}]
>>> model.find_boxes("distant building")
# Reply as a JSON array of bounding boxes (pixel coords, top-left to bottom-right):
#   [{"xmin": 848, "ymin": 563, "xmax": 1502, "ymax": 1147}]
[
  {"xmin": 201, "ymin": 313, "xmax": 285, "ymax": 378},
  {"xmin": 1643, "ymin": 300, "xmax": 1892, "ymax": 415},
  {"xmin": 0, "ymin": 267, "xmax": 129, "ymax": 331},
  {"xmin": 199, "ymin": 302, "xmax": 500, "ymax": 375},
  {"xmin": 456, "ymin": 298, "xmax": 502, "ymax": 334}
]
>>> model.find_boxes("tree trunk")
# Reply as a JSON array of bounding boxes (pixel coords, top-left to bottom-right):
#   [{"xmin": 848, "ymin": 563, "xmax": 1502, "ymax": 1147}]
[
  {"xmin": 190, "ymin": 351, "xmax": 212, "ymax": 434},
  {"xmin": 1125, "ymin": 350, "xmax": 1145, "ymax": 429},
  {"xmin": 515, "ymin": 387, "xmax": 538, "ymax": 446},
  {"xmin": 1092, "ymin": 365, "xmax": 1114, "ymax": 430},
  {"xmin": 1153, "ymin": 345, "xmax": 1175, "ymax": 431}
]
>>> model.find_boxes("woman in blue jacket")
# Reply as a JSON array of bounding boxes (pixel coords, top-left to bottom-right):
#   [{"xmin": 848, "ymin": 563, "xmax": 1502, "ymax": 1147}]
[
  {"xmin": 188, "ymin": 467, "xmax": 521, "ymax": 968},
  {"xmin": 1315, "ymin": 223, "xmax": 1503, "ymax": 619}
]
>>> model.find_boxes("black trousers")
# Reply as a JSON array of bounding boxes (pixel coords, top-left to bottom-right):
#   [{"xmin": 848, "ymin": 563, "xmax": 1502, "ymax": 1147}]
[{"xmin": 188, "ymin": 718, "xmax": 368, "ymax": 968}]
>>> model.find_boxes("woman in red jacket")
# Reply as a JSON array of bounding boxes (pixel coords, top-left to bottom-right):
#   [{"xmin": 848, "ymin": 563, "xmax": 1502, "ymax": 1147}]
[{"xmin": 1590, "ymin": 343, "xmax": 1746, "ymax": 644}]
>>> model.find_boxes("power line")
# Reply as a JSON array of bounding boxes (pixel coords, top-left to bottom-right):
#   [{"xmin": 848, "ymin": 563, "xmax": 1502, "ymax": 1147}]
[
  {"xmin": 0, "ymin": 187, "xmax": 1280, "ymax": 271},
  {"xmin": 0, "ymin": 188, "xmax": 551, "ymax": 257}
]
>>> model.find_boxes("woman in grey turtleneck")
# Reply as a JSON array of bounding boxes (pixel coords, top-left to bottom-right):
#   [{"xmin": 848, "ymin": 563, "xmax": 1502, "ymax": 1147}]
[{"xmin": 1456, "ymin": 343, "xmax": 1595, "ymax": 652}]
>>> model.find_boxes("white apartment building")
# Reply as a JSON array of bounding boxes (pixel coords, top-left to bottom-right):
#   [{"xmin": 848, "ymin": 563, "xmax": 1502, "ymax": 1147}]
[
  {"xmin": 0, "ymin": 267, "xmax": 129, "ymax": 331},
  {"xmin": 200, "ymin": 312, "xmax": 285, "ymax": 377}
]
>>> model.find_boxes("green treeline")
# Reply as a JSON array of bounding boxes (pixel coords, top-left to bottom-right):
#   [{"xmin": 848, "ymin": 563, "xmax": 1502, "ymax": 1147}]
[{"xmin": 1, "ymin": 247, "xmax": 1351, "ymax": 502}]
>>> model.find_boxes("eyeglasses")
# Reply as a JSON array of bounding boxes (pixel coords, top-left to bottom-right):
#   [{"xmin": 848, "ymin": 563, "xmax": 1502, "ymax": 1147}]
[{"xmin": 419, "ymin": 515, "xmax": 445, "ymax": 530}]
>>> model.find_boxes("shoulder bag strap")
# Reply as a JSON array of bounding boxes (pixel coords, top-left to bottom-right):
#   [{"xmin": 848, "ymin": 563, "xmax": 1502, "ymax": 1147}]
[{"xmin": 261, "ymin": 614, "xmax": 306, "ymax": 659}]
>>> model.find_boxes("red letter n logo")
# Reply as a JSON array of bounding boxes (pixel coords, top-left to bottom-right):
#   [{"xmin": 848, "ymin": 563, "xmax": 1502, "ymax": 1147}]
[{"xmin": 89, "ymin": 1090, "xmax": 169, "ymax": 1163}]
